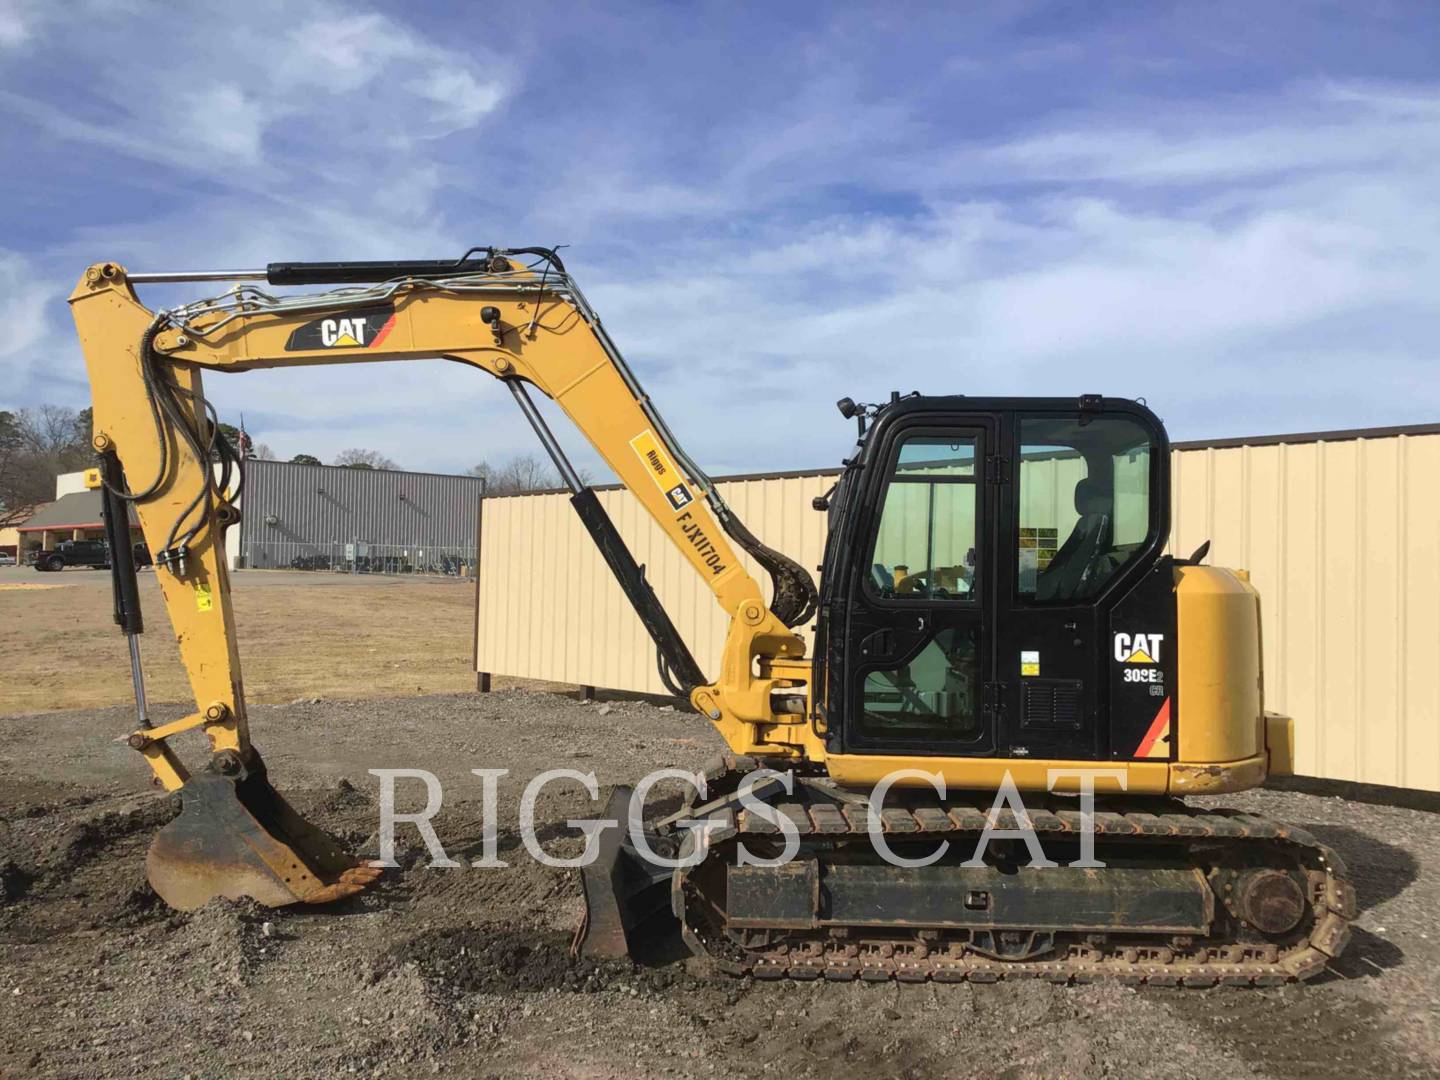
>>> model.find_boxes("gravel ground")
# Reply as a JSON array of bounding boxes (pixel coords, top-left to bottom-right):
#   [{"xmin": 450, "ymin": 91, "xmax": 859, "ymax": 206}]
[{"xmin": 1, "ymin": 689, "xmax": 1436, "ymax": 1079}]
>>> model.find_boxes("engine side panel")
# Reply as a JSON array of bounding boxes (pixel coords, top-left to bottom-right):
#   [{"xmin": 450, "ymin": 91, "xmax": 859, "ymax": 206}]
[{"xmin": 1174, "ymin": 564, "xmax": 1264, "ymax": 765}]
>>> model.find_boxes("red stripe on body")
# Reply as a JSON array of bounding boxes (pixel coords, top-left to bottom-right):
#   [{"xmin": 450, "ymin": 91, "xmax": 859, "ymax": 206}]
[
  {"xmin": 1135, "ymin": 697, "xmax": 1172, "ymax": 758},
  {"xmin": 368, "ymin": 314, "xmax": 397, "ymax": 349}
]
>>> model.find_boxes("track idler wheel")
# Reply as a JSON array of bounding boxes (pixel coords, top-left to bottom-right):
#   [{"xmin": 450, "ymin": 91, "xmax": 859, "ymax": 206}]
[
  {"xmin": 146, "ymin": 752, "xmax": 381, "ymax": 911},
  {"xmin": 1234, "ymin": 869, "xmax": 1308, "ymax": 936}
]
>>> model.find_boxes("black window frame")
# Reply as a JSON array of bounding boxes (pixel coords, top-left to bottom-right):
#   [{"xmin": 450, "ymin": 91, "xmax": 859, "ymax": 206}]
[
  {"xmin": 1011, "ymin": 412, "xmax": 1167, "ymax": 606},
  {"xmin": 858, "ymin": 428, "xmax": 984, "ymax": 607}
]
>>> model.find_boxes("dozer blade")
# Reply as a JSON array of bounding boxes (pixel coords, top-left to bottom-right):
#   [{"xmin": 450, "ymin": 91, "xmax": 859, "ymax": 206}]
[
  {"xmin": 147, "ymin": 753, "xmax": 381, "ymax": 911},
  {"xmin": 574, "ymin": 786, "xmax": 676, "ymax": 961}
]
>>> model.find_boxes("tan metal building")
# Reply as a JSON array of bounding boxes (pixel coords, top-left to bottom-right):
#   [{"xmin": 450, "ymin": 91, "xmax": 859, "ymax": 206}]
[{"xmin": 476, "ymin": 423, "xmax": 1440, "ymax": 792}]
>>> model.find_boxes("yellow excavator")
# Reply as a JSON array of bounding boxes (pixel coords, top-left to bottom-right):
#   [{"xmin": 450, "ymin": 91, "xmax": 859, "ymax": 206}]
[{"xmin": 69, "ymin": 249, "xmax": 1353, "ymax": 986}]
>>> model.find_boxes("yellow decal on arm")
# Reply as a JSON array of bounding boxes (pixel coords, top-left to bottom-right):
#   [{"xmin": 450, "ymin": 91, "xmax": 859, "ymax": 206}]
[
  {"xmin": 628, "ymin": 428, "xmax": 694, "ymax": 513},
  {"xmin": 194, "ymin": 582, "xmax": 213, "ymax": 611}
]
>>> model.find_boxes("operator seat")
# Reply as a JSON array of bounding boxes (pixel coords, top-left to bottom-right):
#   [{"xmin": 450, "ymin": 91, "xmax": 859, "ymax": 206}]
[{"xmin": 1035, "ymin": 477, "xmax": 1112, "ymax": 601}]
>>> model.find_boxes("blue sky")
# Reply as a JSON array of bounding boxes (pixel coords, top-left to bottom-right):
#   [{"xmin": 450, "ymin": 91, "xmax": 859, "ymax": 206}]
[{"xmin": 2, "ymin": 2, "xmax": 1437, "ymax": 476}]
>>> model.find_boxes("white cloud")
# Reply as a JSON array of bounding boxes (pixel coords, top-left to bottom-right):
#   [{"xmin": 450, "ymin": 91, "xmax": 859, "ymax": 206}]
[
  {"xmin": 0, "ymin": 0, "xmax": 42, "ymax": 49},
  {"xmin": 0, "ymin": 1, "xmax": 514, "ymax": 463},
  {"xmin": 170, "ymin": 84, "xmax": 269, "ymax": 165},
  {"xmin": 0, "ymin": 0, "xmax": 507, "ymax": 184},
  {"xmin": 0, "ymin": 250, "xmax": 49, "ymax": 363},
  {"xmin": 972, "ymin": 82, "xmax": 1440, "ymax": 186},
  {"xmin": 409, "ymin": 68, "xmax": 506, "ymax": 136},
  {"xmin": 0, "ymin": 250, "xmax": 57, "ymax": 408},
  {"xmin": 571, "ymin": 83, "xmax": 1440, "ymax": 465}
]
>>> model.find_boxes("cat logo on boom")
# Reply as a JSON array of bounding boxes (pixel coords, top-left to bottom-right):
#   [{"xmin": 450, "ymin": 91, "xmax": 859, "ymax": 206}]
[
  {"xmin": 321, "ymin": 317, "xmax": 369, "ymax": 347},
  {"xmin": 284, "ymin": 304, "xmax": 397, "ymax": 352}
]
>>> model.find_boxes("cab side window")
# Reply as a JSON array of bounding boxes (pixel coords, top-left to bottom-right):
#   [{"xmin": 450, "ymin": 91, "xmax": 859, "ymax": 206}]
[
  {"xmin": 864, "ymin": 435, "xmax": 978, "ymax": 601},
  {"xmin": 1017, "ymin": 417, "xmax": 1154, "ymax": 602}
]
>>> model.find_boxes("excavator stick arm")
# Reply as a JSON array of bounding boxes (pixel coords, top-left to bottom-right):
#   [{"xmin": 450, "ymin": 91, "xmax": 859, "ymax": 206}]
[{"xmin": 67, "ymin": 253, "xmax": 816, "ymax": 912}]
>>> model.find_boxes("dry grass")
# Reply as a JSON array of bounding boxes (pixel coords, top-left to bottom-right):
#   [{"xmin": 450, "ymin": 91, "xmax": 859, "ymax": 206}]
[{"xmin": 0, "ymin": 573, "xmax": 485, "ymax": 714}]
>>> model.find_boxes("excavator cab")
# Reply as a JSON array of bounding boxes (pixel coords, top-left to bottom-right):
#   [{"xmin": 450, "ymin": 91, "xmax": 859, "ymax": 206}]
[
  {"xmin": 818, "ymin": 394, "xmax": 1175, "ymax": 767},
  {"xmin": 585, "ymin": 392, "xmax": 1350, "ymax": 982}
]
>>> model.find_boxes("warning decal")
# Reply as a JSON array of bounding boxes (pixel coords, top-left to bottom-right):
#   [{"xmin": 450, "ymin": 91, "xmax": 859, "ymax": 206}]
[
  {"xmin": 629, "ymin": 428, "xmax": 694, "ymax": 515},
  {"xmin": 1134, "ymin": 697, "xmax": 1172, "ymax": 759},
  {"xmin": 1020, "ymin": 650, "xmax": 1040, "ymax": 677}
]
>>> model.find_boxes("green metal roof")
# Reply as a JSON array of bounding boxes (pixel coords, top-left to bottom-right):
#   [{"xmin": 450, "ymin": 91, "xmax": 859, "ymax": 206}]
[{"xmin": 16, "ymin": 491, "xmax": 138, "ymax": 531}]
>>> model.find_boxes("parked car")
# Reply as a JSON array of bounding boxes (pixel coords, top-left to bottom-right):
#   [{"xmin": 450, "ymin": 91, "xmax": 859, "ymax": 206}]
[
  {"xmin": 0, "ymin": 551, "xmax": 16, "ymax": 565},
  {"xmin": 30, "ymin": 539, "xmax": 153, "ymax": 572}
]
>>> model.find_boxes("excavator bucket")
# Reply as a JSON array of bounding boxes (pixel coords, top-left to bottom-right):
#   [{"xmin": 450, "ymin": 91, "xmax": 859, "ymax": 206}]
[
  {"xmin": 574, "ymin": 786, "xmax": 677, "ymax": 960},
  {"xmin": 147, "ymin": 754, "xmax": 380, "ymax": 911}
]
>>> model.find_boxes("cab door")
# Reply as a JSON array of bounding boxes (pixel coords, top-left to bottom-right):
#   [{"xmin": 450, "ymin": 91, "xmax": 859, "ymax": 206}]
[
  {"xmin": 989, "ymin": 411, "xmax": 1163, "ymax": 760},
  {"xmin": 838, "ymin": 418, "xmax": 997, "ymax": 756}
]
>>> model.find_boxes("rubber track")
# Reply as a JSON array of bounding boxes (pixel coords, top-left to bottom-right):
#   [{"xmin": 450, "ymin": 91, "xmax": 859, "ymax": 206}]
[{"xmin": 671, "ymin": 785, "xmax": 1356, "ymax": 987}]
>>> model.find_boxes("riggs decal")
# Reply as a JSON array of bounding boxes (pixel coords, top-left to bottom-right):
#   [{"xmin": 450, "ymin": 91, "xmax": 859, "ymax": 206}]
[
  {"xmin": 285, "ymin": 305, "xmax": 397, "ymax": 351},
  {"xmin": 676, "ymin": 510, "xmax": 727, "ymax": 576},
  {"xmin": 629, "ymin": 428, "xmax": 695, "ymax": 514}
]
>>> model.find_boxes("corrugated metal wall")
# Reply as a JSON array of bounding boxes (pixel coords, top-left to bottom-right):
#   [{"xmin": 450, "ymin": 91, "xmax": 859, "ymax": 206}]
[
  {"xmin": 477, "ymin": 473, "xmax": 833, "ymax": 693},
  {"xmin": 1168, "ymin": 431, "xmax": 1440, "ymax": 792},
  {"xmin": 477, "ymin": 429, "xmax": 1440, "ymax": 791},
  {"xmin": 240, "ymin": 461, "xmax": 484, "ymax": 559}
]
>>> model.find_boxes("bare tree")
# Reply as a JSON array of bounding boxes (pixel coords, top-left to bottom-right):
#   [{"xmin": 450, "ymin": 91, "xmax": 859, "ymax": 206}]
[
  {"xmin": 0, "ymin": 411, "xmax": 31, "ymax": 526},
  {"xmin": 334, "ymin": 448, "xmax": 400, "ymax": 471},
  {"xmin": 0, "ymin": 405, "xmax": 93, "ymax": 525},
  {"xmin": 251, "ymin": 443, "xmax": 276, "ymax": 461},
  {"xmin": 470, "ymin": 452, "xmax": 589, "ymax": 494}
]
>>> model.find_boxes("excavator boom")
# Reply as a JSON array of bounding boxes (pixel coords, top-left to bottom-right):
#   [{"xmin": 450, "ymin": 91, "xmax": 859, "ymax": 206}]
[{"xmin": 69, "ymin": 251, "xmax": 815, "ymax": 909}]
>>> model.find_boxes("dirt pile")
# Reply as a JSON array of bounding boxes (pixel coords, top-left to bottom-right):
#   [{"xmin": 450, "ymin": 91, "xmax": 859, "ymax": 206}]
[
  {"xmin": 156, "ymin": 900, "xmax": 275, "ymax": 989},
  {"xmin": 339, "ymin": 964, "xmax": 465, "ymax": 1072}
]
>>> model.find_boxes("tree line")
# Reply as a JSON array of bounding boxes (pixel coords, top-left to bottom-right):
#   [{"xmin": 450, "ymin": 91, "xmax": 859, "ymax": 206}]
[{"xmin": 467, "ymin": 453, "xmax": 589, "ymax": 495}]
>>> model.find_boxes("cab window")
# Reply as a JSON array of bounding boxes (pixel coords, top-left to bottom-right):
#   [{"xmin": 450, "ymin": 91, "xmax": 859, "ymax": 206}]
[
  {"xmin": 1017, "ymin": 417, "xmax": 1153, "ymax": 601},
  {"xmin": 864, "ymin": 434, "xmax": 977, "ymax": 601}
]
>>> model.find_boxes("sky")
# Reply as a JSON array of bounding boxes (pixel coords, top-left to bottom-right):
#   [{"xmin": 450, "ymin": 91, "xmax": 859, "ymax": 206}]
[{"xmin": 1, "ymin": 1, "xmax": 1437, "ymax": 478}]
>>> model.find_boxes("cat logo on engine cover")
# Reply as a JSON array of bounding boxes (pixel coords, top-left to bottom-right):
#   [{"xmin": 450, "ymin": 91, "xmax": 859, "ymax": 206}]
[{"xmin": 1113, "ymin": 632, "xmax": 1163, "ymax": 664}]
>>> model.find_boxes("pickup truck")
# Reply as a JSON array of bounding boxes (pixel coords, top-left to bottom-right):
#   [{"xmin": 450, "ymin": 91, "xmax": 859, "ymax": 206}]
[{"xmin": 30, "ymin": 539, "xmax": 152, "ymax": 572}]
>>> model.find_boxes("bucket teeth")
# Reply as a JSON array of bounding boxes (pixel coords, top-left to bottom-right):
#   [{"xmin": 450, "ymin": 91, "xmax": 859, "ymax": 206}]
[
  {"xmin": 339, "ymin": 864, "xmax": 386, "ymax": 885},
  {"xmin": 300, "ymin": 880, "xmax": 370, "ymax": 905}
]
